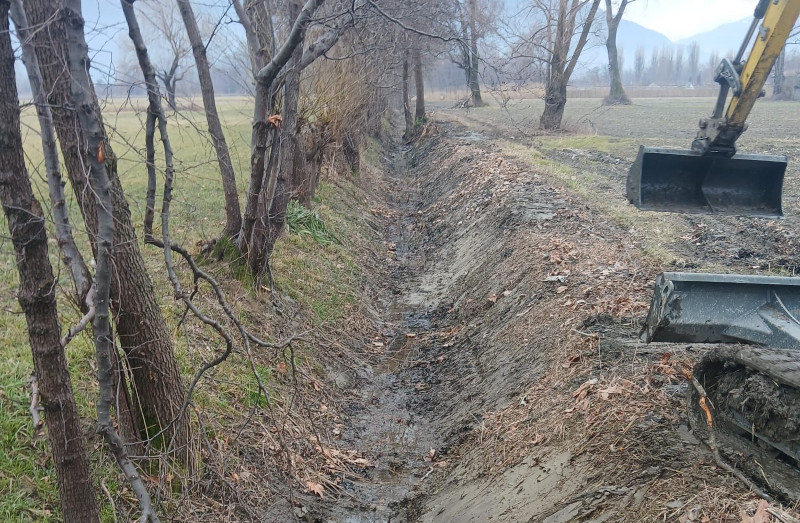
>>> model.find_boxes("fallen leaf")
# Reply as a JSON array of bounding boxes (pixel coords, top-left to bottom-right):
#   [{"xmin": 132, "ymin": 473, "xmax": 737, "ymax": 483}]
[
  {"xmin": 572, "ymin": 378, "xmax": 598, "ymax": 401},
  {"xmin": 435, "ymin": 460, "xmax": 448, "ymax": 468},
  {"xmin": 428, "ymin": 448, "xmax": 436, "ymax": 461},
  {"xmin": 352, "ymin": 458, "xmax": 374, "ymax": 468},
  {"xmin": 276, "ymin": 362, "xmax": 287, "ymax": 375},
  {"xmin": 598, "ymin": 384, "xmax": 624, "ymax": 401},
  {"xmin": 556, "ymin": 286, "xmax": 568, "ymax": 294},
  {"xmin": 320, "ymin": 404, "xmax": 328, "ymax": 413},
  {"xmin": 406, "ymin": 333, "xmax": 417, "ymax": 338},
  {"xmin": 488, "ymin": 294, "xmax": 498, "ymax": 303},
  {"xmin": 753, "ymin": 500, "xmax": 770, "ymax": 523},
  {"xmin": 306, "ymin": 481, "xmax": 324, "ymax": 498}
]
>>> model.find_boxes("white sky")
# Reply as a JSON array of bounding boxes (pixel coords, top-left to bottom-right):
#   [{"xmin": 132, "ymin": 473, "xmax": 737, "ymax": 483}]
[{"xmin": 622, "ymin": 0, "xmax": 757, "ymax": 41}]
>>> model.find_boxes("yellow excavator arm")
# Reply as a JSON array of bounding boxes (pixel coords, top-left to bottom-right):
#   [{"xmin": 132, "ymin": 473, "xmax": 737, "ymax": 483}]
[
  {"xmin": 693, "ymin": 0, "xmax": 800, "ymax": 155},
  {"xmin": 729, "ymin": 0, "xmax": 800, "ymax": 125},
  {"xmin": 627, "ymin": 0, "xmax": 800, "ymax": 216}
]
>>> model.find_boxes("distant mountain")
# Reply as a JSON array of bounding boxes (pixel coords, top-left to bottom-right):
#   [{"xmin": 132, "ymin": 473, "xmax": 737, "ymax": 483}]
[
  {"xmin": 578, "ymin": 15, "xmax": 672, "ymax": 71},
  {"xmin": 676, "ymin": 18, "xmax": 753, "ymax": 60},
  {"xmin": 576, "ymin": 14, "xmax": 755, "ymax": 75}
]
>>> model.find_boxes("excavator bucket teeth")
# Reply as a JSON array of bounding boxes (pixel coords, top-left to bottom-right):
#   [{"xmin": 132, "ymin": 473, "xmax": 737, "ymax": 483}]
[
  {"xmin": 626, "ymin": 146, "xmax": 786, "ymax": 216},
  {"xmin": 642, "ymin": 272, "xmax": 800, "ymax": 348}
]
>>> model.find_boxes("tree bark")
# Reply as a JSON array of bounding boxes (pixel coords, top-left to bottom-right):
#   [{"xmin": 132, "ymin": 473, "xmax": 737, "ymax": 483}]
[
  {"xmin": 255, "ymin": 2, "xmax": 306, "ymax": 273},
  {"xmin": 402, "ymin": 49, "xmax": 412, "ymax": 137},
  {"xmin": 539, "ymin": 0, "xmax": 600, "ymax": 130},
  {"xmin": 467, "ymin": 0, "xmax": 482, "ymax": 106},
  {"xmin": 176, "ymin": 0, "xmax": 242, "ymax": 238},
  {"xmin": 414, "ymin": 47, "xmax": 425, "ymax": 123},
  {"xmin": 0, "ymin": 4, "xmax": 99, "ymax": 520},
  {"xmin": 603, "ymin": 0, "xmax": 631, "ymax": 105},
  {"xmin": 240, "ymin": 0, "xmax": 323, "ymax": 270},
  {"xmin": 24, "ymin": 0, "xmax": 195, "ymax": 469}
]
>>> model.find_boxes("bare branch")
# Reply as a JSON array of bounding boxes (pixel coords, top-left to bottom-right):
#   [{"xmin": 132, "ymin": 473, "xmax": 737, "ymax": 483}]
[
  {"xmin": 9, "ymin": 0, "xmax": 92, "ymax": 307},
  {"xmin": 255, "ymin": 0, "xmax": 326, "ymax": 88},
  {"xmin": 64, "ymin": 2, "xmax": 159, "ymax": 521}
]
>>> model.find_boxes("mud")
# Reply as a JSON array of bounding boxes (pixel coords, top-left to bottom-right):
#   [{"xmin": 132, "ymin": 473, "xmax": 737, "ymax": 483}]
[{"xmin": 689, "ymin": 347, "xmax": 800, "ymax": 501}]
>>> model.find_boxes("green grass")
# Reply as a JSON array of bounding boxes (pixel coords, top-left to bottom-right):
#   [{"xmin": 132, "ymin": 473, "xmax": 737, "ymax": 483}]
[
  {"xmin": 285, "ymin": 199, "xmax": 340, "ymax": 246},
  {"xmin": 0, "ymin": 96, "xmax": 376, "ymax": 520}
]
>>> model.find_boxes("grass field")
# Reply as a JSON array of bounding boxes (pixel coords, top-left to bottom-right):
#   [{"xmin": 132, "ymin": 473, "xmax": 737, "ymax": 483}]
[{"xmin": 0, "ymin": 97, "xmax": 371, "ymax": 521}]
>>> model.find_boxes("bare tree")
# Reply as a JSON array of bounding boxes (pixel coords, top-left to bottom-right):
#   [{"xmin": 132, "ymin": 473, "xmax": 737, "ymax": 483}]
[
  {"xmin": 403, "ymin": 46, "xmax": 413, "ymax": 136},
  {"xmin": 674, "ymin": 45, "xmax": 684, "ymax": 84},
  {"xmin": 0, "ymin": 3, "xmax": 99, "ymax": 520},
  {"xmin": 414, "ymin": 44, "xmax": 426, "ymax": 121},
  {"xmin": 237, "ymin": 0, "xmax": 377, "ymax": 274},
  {"xmin": 538, "ymin": 0, "xmax": 602, "ymax": 130},
  {"xmin": 63, "ymin": 2, "xmax": 162, "ymax": 519},
  {"xmin": 688, "ymin": 41, "xmax": 700, "ymax": 85},
  {"xmin": 176, "ymin": 0, "xmax": 242, "ymax": 238},
  {"xmin": 602, "ymin": 0, "xmax": 632, "ymax": 105},
  {"xmin": 136, "ymin": 2, "xmax": 193, "ymax": 109},
  {"xmin": 449, "ymin": 0, "xmax": 496, "ymax": 105},
  {"xmin": 634, "ymin": 44, "xmax": 644, "ymax": 85},
  {"xmin": 24, "ymin": 0, "xmax": 197, "ymax": 470},
  {"xmin": 771, "ymin": 23, "xmax": 800, "ymax": 100}
]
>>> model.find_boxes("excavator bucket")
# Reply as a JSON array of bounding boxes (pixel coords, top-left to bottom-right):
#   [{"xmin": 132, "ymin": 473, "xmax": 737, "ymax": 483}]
[
  {"xmin": 626, "ymin": 146, "xmax": 786, "ymax": 216},
  {"xmin": 642, "ymin": 272, "xmax": 800, "ymax": 349}
]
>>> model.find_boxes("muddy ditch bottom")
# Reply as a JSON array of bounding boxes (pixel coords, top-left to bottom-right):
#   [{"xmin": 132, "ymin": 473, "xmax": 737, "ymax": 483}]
[{"xmin": 322, "ymin": 143, "xmax": 444, "ymax": 522}]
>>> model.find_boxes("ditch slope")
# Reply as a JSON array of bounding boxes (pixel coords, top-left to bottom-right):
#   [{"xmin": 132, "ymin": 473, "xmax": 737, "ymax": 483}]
[{"xmin": 306, "ymin": 116, "xmax": 799, "ymax": 522}]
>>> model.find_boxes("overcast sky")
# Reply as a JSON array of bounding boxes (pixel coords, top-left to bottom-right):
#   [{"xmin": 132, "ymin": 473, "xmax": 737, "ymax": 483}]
[{"xmin": 622, "ymin": 0, "xmax": 757, "ymax": 40}]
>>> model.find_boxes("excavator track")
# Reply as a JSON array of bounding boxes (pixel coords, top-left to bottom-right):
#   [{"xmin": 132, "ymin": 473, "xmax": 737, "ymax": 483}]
[{"xmin": 688, "ymin": 346, "xmax": 800, "ymax": 502}]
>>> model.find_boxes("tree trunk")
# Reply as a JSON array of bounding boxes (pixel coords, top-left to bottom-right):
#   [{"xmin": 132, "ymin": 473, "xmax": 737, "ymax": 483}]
[
  {"xmin": 468, "ymin": 0, "xmax": 482, "ymax": 106},
  {"xmin": 774, "ymin": 45, "xmax": 786, "ymax": 98},
  {"xmin": 414, "ymin": 47, "xmax": 425, "ymax": 123},
  {"xmin": 0, "ymin": 4, "xmax": 99, "ymax": 520},
  {"xmin": 241, "ymin": 0, "xmax": 323, "ymax": 273},
  {"xmin": 11, "ymin": 0, "xmax": 141, "ymax": 451},
  {"xmin": 603, "ymin": 0, "xmax": 631, "ymax": 105},
  {"xmin": 176, "ymin": 0, "xmax": 242, "ymax": 238},
  {"xmin": 257, "ymin": 12, "xmax": 305, "ymax": 273},
  {"xmin": 539, "ymin": 0, "xmax": 600, "ymax": 130},
  {"xmin": 540, "ymin": 76, "xmax": 568, "ymax": 130},
  {"xmin": 24, "ymin": 0, "xmax": 196, "ymax": 470},
  {"xmin": 165, "ymin": 77, "xmax": 177, "ymax": 109},
  {"xmin": 402, "ymin": 49, "xmax": 412, "ymax": 137}
]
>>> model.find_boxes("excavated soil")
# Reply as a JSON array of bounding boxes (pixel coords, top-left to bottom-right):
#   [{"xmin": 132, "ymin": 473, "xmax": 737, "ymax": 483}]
[{"xmin": 300, "ymin": 107, "xmax": 800, "ymax": 522}]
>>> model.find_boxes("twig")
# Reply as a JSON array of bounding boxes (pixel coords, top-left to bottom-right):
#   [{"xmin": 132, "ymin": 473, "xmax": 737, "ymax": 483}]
[
  {"xmin": 61, "ymin": 286, "xmax": 96, "ymax": 348},
  {"xmin": 767, "ymin": 507, "xmax": 800, "ymax": 523},
  {"xmin": 101, "ymin": 481, "xmax": 119, "ymax": 523}
]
